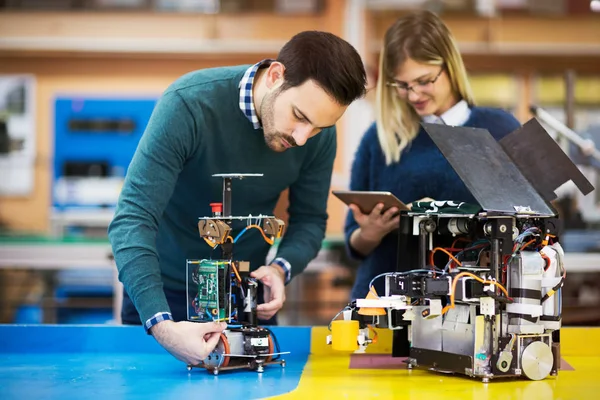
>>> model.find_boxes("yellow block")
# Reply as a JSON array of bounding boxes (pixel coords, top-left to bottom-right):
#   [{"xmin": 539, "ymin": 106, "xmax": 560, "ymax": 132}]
[
  {"xmin": 312, "ymin": 325, "xmax": 394, "ymax": 356},
  {"xmin": 330, "ymin": 320, "xmax": 359, "ymax": 352}
]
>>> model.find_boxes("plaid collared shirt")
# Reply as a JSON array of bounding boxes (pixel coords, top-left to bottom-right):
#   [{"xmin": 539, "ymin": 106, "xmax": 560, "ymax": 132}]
[
  {"xmin": 238, "ymin": 59, "xmax": 292, "ymax": 285},
  {"xmin": 239, "ymin": 59, "xmax": 273, "ymax": 129}
]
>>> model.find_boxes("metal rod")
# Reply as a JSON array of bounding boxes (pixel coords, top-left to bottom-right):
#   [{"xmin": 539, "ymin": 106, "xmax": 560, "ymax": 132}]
[
  {"xmin": 223, "ymin": 177, "xmax": 232, "ymax": 217},
  {"xmin": 530, "ymin": 105, "xmax": 600, "ymax": 162},
  {"xmin": 419, "ymin": 222, "xmax": 427, "ymax": 270},
  {"xmin": 491, "ymin": 238, "xmax": 500, "ymax": 281}
]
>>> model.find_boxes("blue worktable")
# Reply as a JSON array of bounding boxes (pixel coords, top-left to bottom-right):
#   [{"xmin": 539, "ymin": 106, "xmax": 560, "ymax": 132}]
[{"xmin": 0, "ymin": 325, "xmax": 310, "ymax": 400}]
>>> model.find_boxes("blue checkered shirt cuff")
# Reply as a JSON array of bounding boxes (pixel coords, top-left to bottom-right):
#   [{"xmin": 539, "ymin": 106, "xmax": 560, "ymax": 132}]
[
  {"xmin": 271, "ymin": 257, "xmax": 292, "ymax": 284},
  {"xmin": 144, "ymin": 312, "xmax": 173, "ymax": 334}
]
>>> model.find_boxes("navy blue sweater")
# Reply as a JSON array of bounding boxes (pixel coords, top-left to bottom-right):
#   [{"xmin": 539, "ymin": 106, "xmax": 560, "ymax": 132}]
[{"xmin": 344, "ymin": 107, "xmax": 521, "ymax": 300}]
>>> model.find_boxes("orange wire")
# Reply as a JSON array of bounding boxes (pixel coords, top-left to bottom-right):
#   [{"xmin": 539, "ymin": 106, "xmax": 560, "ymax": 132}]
[
  {"xmin": 540, "ymin": 251, "xmax": 551, "ymax": 271},
  {"xmin": 429, "ymin": 247, "xmax": 463, "ymax": 268},
  {"xmin": 451, "ymin": 237, "xmax": 470, "ymax": 249},
  {"xmin": 520, "ymin": 239, "xmax": 536, "ymax": 250},
  {"xmin": 368, "ymin": 325, "xmax": 378, "ymax": 344},
  {"xmin": 441, "ymin": 271, "xmax": 510, "ymax": 315},
  {"xmin": 230, "ymin": 262, "xmax": 242, "ymax": 283},
  {"xmin": 244, "ymin": 224, "xmax": 274, "ymax": 245}
]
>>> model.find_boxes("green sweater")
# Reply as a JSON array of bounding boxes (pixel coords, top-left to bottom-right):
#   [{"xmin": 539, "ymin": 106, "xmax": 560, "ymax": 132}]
[{"xmin": 108, "ymin": 65, "xmax": 336, "ymax": 323}]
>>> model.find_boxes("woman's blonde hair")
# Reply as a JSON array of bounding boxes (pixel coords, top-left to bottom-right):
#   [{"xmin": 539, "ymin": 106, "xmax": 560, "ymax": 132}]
[{"xmin": 376, "ymin": 10, "xmax": 475, "ymax": 165}]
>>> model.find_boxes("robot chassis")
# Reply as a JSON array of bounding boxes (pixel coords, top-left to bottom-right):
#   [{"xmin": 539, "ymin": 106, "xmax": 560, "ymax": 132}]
[
  {"xmin": 185, "ymin": 173, "xmax": 289, "ymax": 375},
  {"xmin": 327, "ymin": 119, "xmax": 595, "ymax": 382}
]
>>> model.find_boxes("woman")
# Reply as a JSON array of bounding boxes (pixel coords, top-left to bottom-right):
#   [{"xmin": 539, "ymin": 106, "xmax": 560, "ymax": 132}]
[{"xmin": 345, "ymin": 10, "xmax": 521, "ymax": 301}]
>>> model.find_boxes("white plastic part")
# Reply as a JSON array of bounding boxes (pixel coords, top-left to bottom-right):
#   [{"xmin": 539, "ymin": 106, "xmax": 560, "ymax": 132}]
[
  {"xmin": 506, "ymin": 303, "xmax": 543, "ymax": 317},
  {"xmin": 428, "ymin": 299, "xmax": 443, "ymax": 317},
  {"xmin": 480, "ymin": 297, "xmax": 495, "ymax": 316}
]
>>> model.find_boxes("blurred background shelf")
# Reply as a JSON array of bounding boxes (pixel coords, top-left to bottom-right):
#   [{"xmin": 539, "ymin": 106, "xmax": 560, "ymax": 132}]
[{"xmin": 1, "ymin": 0, "xmax": 600, "ymax": 327}]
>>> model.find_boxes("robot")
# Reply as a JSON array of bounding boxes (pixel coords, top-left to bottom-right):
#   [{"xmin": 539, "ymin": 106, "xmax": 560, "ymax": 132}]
[
  {"xmin": 186, "ymin": 173, "xmax": 288, "ymax": 375},
  {"xmin": 327, "ymin": 118, "xmax": 595, "ymax": 382}
]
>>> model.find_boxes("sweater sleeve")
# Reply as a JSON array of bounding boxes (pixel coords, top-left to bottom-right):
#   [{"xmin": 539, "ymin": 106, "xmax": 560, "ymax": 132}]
[
  {"xmin": 273, "ymin": 127, "xmax": 337, "ymax": 281},
  {"xmin": 108, "ymin": 90, "xmax": 200, "ymax": 324},
  {"xmin": 343, "ymin": 124, "xmax": 375, "ymax": 260},
  {"xmin": 487, "ymin": 109, "xmax": 522, "ymax": 140}
]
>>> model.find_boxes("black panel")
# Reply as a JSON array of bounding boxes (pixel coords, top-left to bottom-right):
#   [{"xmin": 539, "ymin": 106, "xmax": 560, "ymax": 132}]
[
  {"xmin": 424, "ymin": 278, "xmax": 450, "ymax": 295},
  {"xmin": 68, "ymin": 118, "xmax": 136, "ymax": 134},
  {"xmin": 62, "ymin": 161, "xmax": 108, "ymax": 177},
  {"xmin": 421, "ymin": 122, "xmax": 555, "ymax": 216},
  {"xmin": 410, "ymin": 347, "xmax": 473, "ymax": 372},
  {"xmin": 392, "ymin": 327, "xmax": 410, "ymax": 357},
  {"xmin": 499, "ymin": 118, "xmax": 594, "ymax": 202},
  {"xmin": 0, "ymin": 120, "xmax": 8, "ymax": 154}
]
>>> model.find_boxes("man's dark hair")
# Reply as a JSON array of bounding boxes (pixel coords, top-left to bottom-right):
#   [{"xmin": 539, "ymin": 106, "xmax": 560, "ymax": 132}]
[{"xmin": 277, "ymin": 31, "xmax": 367, "ymax": 106}]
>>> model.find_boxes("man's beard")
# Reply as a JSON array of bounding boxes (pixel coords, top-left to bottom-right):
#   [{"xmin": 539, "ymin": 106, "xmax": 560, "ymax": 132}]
[{"xmin": 260, "ymin": 89, "xmax": 296, "ymax": 152}]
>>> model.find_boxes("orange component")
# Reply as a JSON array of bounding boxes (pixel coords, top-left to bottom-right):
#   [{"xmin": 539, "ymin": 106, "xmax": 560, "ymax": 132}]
[
  {"xmin": 219, "ymin": 333, "xmax": 230, "ymax": 368},
  {"xmin": 357, "ymin": 287, "xmax": 386, "ymax": 316},
  {"xmin": 266, "ymin": 333, "xmax": 274, "ymax": 363}
]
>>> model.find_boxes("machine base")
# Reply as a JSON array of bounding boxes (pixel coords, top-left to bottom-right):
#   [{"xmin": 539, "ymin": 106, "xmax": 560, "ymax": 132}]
[
  {"xmin": 188, "ymin": 358, "xmax": 286, "ymax": 375},
  {"xmin": 407, "ymin": 347, "xmax": 555, "ymax": 383}
]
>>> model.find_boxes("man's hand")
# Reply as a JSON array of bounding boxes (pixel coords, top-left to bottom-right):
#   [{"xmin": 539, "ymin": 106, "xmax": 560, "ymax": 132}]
[
  {"xmin": 150, "ymin": 320, "xmax": 226, "ymax": 365},
  {"xmin": 251, "ymin": 264, "xmax": 286, "ymax": 321}
]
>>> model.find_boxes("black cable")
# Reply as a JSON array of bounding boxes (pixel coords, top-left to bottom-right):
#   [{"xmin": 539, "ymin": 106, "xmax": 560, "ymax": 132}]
[{"xmin": 485, "ymin": 290, "xmax": 513, "ymax": 304}]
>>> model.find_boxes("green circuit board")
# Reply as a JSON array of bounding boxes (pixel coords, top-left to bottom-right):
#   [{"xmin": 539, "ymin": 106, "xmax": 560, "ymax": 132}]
[{"xmin": 188, "ymin": 259, "xmax": 229, "ymax": 322}]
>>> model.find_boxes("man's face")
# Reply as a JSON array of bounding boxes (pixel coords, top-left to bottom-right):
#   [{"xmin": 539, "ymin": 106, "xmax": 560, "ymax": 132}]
[{"xmin": 259, "ymin": 78, "xmax": 347, "ymax": 152}]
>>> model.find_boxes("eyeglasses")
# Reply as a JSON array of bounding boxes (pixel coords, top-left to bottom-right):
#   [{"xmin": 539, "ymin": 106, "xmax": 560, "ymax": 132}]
[{"xmin": 386, "ymin": 67, "xmax": 444, "ymax": 96}]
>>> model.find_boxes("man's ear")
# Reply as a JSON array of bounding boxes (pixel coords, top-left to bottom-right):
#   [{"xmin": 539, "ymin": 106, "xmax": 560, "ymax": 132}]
[{"xmin": 265, "ymin": 62, "xmax": 285, "ymax": 89}]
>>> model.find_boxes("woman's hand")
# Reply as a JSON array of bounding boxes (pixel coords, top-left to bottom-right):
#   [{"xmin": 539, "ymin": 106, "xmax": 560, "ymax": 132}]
[
  {"xmin": 350, "ymin": 203, "xmax": 400, "ymax": 241},
  {"xmin": 348, "ymin": 203, "xmax": 401, "ymax": 257}
]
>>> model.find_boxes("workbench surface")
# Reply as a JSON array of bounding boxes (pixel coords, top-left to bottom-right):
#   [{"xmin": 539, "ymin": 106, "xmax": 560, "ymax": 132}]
[{"xmin": 1, "ymin": 325, "xmax": 599, "ymax": 399}]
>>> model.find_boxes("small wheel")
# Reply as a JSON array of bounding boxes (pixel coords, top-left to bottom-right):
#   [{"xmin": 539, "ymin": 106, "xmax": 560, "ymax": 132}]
[
  {"xmin": 213, "ymin": 368, "xmax": 219, "ymax": 376},
  {"xmin": 186, "ymin": 365, "xmax": 192, "ymax": 371},
  {"xmin": 482, "ymin": 377, "xmax": 490, "ymax": 383},
  {"xmin": 281, "ymin": 360, "xmax": 286, "ymax": 368},
  {"xmin": 521, "ymin": 341, "xmax": 554, "ymax": 381}
]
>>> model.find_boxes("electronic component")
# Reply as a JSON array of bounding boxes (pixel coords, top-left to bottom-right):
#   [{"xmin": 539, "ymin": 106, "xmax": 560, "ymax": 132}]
[
  {"xmin": 386, "ymin": 274, "xmax": 450, "ymax": 298},
  {"xmin": 327, "ymin": 119, "xmax": 594, "ymax": 382},
  {"xmin": 186, "ymin": 173, "xmax": 288, "ymax": 375}
]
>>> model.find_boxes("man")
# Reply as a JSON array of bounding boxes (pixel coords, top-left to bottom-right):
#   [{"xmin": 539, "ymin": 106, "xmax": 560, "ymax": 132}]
[{"xmin": 107, "ymin": 30, "xmax": 367, "ymax": 366}]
